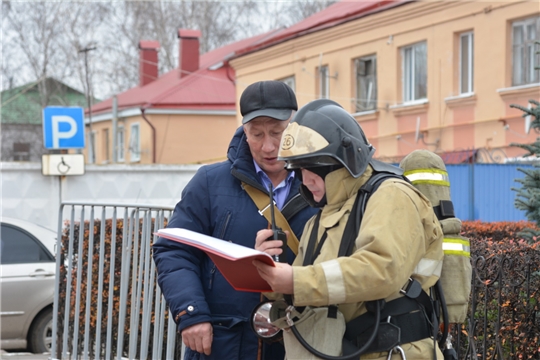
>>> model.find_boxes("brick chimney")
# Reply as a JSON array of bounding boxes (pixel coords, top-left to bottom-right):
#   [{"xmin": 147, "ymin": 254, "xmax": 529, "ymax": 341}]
[
  {"xmin": 139, "ymin": 40, "xmax": 160, "ymax": 87},
  {"xmin": 178, "ymin": 29, "xmax": 201, "ymax": 78}
]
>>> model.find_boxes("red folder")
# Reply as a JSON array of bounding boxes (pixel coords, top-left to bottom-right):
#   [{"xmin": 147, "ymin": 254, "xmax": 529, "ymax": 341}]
[{"xmin": 157, "ymin": 228, "xmax": 275, "ymax": 292}]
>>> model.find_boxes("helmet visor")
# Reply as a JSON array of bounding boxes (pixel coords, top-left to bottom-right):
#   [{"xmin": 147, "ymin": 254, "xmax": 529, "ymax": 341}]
[{"xmin": 284, "ymin": 155, "xmax": 341, "ymax": 170}]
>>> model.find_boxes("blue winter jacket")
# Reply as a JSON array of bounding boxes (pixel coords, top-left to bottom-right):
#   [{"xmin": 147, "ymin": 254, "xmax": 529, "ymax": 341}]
[{"xmin": 152, "ymin": 127, "xmax": 317, "ymax": 360}]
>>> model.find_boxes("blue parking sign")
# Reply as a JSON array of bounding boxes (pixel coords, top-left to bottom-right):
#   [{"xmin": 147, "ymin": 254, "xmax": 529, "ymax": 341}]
[{"xmin": 43, "ymin": 107, "xmax": 85, "ymax": 149}]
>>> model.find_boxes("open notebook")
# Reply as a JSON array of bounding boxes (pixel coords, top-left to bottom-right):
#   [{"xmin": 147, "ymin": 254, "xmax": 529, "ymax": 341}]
[{"xmin": 156, "ymin": 228, "xmax": 275, "ymax": 292}]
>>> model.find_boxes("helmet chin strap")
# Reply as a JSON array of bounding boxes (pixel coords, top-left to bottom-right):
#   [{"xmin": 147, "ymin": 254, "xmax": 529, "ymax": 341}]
[
  {"xmin": 307, "ymin": 164, "xmax": 343, "ymax": 180},
  {"xmin": 297, "ymin": 164, "xmax": 344, "ymax": 207},
  {"xmin": 299, "ymin": 183, "xmax": 328, "ymax": 208}
]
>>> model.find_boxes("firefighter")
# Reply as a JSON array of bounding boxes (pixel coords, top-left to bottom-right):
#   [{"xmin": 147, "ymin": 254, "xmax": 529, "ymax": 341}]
[{"xmin": 253, "ymin": 99, "xmax": 444, "ymax": 359}]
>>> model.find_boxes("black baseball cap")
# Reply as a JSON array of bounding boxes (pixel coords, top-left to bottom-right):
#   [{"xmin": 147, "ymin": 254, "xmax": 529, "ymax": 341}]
[{"xmin": 240, "ymin": 80, "xmax": 298, "ymax": 124}]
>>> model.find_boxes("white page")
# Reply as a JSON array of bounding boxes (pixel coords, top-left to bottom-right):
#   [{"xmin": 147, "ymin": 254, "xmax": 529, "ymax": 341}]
[{"xmin": 157, "ymin": 228, "xmax": 272, "ymax": 260}]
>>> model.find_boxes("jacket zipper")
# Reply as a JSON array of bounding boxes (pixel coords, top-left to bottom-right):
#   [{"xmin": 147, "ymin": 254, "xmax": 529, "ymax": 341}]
[
  {"xmin": 282, "ymin": 192, "xmax": 301, "ymax": 212},
  {"xmin": 209, "ymin": 211, "xmax": 232, "ymax": 289}
]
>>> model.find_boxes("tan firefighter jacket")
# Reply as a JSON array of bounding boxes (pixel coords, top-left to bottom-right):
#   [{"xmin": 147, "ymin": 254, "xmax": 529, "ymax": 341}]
[{"xmin": 290, "ymin": 165, "xmax": 444, "ymax": 359}]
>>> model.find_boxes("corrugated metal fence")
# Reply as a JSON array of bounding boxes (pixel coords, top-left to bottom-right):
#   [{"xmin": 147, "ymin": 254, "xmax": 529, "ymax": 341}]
[
  {"xmin": 51, "ymin": 202, "xmax": 177, "ymax": 360},
  {"xmin": 447, "ymin": 163, "xmax": 534, "ymax": 222}
]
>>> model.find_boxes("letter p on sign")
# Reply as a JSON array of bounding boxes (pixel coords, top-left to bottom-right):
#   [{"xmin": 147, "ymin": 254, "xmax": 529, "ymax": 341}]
[{"xmin": 43, "ymin": 107, "xmax": 85, "ymax": 149}]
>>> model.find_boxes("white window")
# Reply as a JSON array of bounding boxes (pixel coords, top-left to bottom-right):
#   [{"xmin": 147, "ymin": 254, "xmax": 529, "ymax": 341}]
[
  {"xmin": 279, "ymin": 76, "xmax": 296, "ymax": 92},
  {"xmin": 319, "ymin": 65, "xmax": 329, "ymax": 99},
  {"xmin": 512, "ymin": 16, "xmax": 540, "ymax": 86},
  {"xmin": 88, "ymin": 131, "xmax": 96, "ymax": 164},
  {"xmin": 102, "ymin": 128, "xmax": 110, "ymax": 163},
  {"xmin": 129, "ymin": 123, "xmax": 140, "ymax": 162},
  {"xmin": 356, "ymin": 55, "xmax": 377, "ymax": 111},
  {"xmin": 117, "ymin": 126, "xmax": 125, "ymax": 162},
  {"xmin": 460, "ymin": 32, "xmax": 474, "ymax": 94},
  {"xmin": 402, "ymin": 42, "xmax": 427, "ymax": 102}
]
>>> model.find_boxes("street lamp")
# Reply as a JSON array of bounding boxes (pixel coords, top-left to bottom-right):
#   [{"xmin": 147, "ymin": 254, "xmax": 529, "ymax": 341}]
[{"xmin": 78, "ymin": 44, "xmax": 96, "ymax": 163}]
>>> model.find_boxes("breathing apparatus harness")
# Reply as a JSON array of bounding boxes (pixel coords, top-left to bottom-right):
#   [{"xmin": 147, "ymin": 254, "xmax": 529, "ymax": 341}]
[{"xmin": 279, "ymin": 166, "xmax": 449, "ymax": 360}]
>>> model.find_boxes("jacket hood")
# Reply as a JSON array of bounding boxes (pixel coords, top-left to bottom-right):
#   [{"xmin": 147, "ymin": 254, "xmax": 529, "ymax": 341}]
[
  {"xmin": 227, "ymin": 126, "xmax": 248, "ymax": 163},
  {"xmin": 226, "ymin": 126, "xmax": 264, "ymax": 189},
  {"xmin": 300, "ymin": 166, "xmax": 373, "ymax": 208}
]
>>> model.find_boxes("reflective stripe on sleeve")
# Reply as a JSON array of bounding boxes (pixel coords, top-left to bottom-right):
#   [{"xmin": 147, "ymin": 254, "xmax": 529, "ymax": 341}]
[
  {"xmin": 403, "ymin": 168, "xmax": 450, "ymax": 187},
  {"xmin": 443, "ymin": 237, "xmax": 470, "ymax": 257},
  {"xmin": 413, "ymin": 258, "xmax": 443, "ymax": 278},
  {"xmin": 320, "ymin": 259, "xmax": 346, "ymax": 305}
]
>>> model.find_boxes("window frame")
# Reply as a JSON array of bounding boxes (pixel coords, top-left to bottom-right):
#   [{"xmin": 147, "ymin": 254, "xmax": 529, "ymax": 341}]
[
  {"xmin": 88, "ymin": 130, "xmax": 96, "ymax": 164},
  {"xmin": 402, "ymin": 41, "xmax": 427, "ymax": 103},
  {"xmin": 512, "ymin": 16, "xmax": 540, "ymax": 86},
  {"xmin": 355, "ymin": 54, "xmax": 378, "ymax": 112},
  {"xmin": 279, "ymin": 76, "xmax": 296, "ymax": 93},
  {"xmin": 117, "ymin": 125, "xmax": 125, "ymax": 162},
  {"xmin": 459, "ymin": 31, "xmax": 474, "ymax": 95},
  {"xmin": 13, "ymin": 142, "xmax": 31, "ymax": 161},
  {"xmin": 319, "ymin": 65, "xmax": 329, "ymax": 99},
  {"xmin": 129, "ymin": 123, "xmax": 141, "ymax": 162},
  {"xmin": 102, "ymin": 128, "xmax": 110, "ymax": 164}
]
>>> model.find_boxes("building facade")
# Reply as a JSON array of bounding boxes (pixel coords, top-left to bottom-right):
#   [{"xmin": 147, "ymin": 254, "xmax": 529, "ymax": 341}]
[
  {"xmin": 230, "ymin": 0, "xmax": 540, "ymax": 163},
  {"xmin": 87, "ymin": 29, "xmax": 280, "ymax": 165}
]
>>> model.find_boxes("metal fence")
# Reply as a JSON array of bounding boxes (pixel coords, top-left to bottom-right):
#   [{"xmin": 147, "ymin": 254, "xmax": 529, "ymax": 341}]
[
  {"xmin": 51, "ymin": 202, "xmax": 176, "ymax": 360},
  {"xmin": 50, "ymin": 202, "xmax": 539, "ymax": 360},
  {"xmin": 452, "ymin": 251, "xmax": 540, "ymax": 359}
]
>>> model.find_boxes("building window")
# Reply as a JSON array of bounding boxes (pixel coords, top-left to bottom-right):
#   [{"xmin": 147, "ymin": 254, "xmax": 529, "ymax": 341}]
[
  {"xmin": 279, "ymin": 76, "xmax": 296, "ymax": 92},
  {"xmin": 13, "ymin": 142, "xmax": 30, "ymax": 161},
  {"xmin": 512, "ymin": 16, "xmax": 540, "ymax": 86},
  {"xmin": 402, "ymin": 41, "xmax": 427, "ymax": 102},
  {"xmin": 129, "ymin": 123, "xmax": 140, "ymax": 162},
  {"xmin": 355, "ymin": 55, "xmax": 377, "ymax": 111},
  {"xmin": 102, "ymin": 128, "xmax": 110, "ymax": 163},
  {"xmin": 117, "ymin": 126, "xmax": 125, "ymax": 162},
  {"xmin": 318, "ymin": 65, "xmax": 329, "ymax": 99},
  {"xmin": 88, "ymin": 131, "xmax": 96, "ymax": 164},
  {"xmin": 460, "ymin": 32, "xmax": 474, "ymax": 94}
]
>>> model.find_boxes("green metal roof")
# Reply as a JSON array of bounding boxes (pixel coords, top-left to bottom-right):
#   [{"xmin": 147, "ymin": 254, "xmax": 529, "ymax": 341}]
[{"xmin": 0, "ymin": 78, "xmax": 95, "ymax": 125}]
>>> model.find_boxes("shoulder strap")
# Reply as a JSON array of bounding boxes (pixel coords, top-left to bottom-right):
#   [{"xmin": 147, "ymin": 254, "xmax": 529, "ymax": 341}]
[
  {"xmin": 302, "ymin": 211, "xmax": 323, "ymax": 266},
  {"xmin": 338, "ymin": 172, "xmax": 405, "ymax": 257},
  {"xmin": 242, "ymin": 182, "xmax": 300, "ymax": 255},
  {"xmin": 281, "ymin": 193, "xmax": 310, "ymax": 221}
]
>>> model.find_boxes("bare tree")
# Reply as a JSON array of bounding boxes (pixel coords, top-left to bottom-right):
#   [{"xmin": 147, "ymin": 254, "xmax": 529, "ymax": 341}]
[
  {"xmin": 1, "ymin": 0, "xmax": 335, "ymax": 101},
  {"xmin": 251, "ymin": 0, "xmax": 336, "ymax": 33},
  {"xmin": 283, "ymin": 0, "xmax": 337, "ymax": 25},
  {"xmin": 3, "ymin": 1, "xmax": 66, "ymax": 106},
  {"xmin": 2, "ymin": 1, "xmax": 110, "ymax": 103},
  {"xmin": 98, "ymin": 1, "xmax": 261, "ymax": 96}
]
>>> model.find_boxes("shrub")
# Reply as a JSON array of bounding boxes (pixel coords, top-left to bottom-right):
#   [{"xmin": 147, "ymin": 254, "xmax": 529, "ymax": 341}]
[
  {"xmin": 55, "ymin": 218, "xmax": 178, "ymax": 360},
  {"xmin": 457, "ymin": 221, "xmax": 540, "ymax": 359}
]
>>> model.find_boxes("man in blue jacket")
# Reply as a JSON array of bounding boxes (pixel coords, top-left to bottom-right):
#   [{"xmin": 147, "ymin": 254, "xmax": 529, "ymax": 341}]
[{"xmin": 153, "ymin": 80, "xmax": 317, "ymax": 360}]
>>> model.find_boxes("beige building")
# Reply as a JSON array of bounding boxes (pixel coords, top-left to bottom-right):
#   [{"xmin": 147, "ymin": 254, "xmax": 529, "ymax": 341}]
[
  {"xmin": 86, "ymin": 30, "xmax": 279, "ymax": 165},
  {"xmin": 230, "ymin": 0, "xmax": 540, "ymax": 163}
]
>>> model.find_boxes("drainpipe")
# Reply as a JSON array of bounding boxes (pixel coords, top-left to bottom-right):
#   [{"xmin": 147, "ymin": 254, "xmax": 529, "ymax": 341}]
[{"xmin": 140, "ymin": 107, "xmax": 156, "ymax": 164}]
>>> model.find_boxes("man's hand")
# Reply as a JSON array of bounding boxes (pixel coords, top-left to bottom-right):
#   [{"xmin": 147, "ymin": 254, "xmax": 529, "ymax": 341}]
[
  {"xmin": 181, "ymin": 322, "xmax": 213, "ymax": 355},
  {"xmin": 253, "ymin": 260, "xmax": 294, "ymax": 294},
  {"xmin": 255, "ymin": 228, "xmax": 288, "ymax": 257}
]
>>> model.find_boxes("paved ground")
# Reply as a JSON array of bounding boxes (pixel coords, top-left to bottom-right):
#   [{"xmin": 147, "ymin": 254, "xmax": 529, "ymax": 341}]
[{"xmin": 0, "ymin": 351, "xmax": 50, "ymax": 360}]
